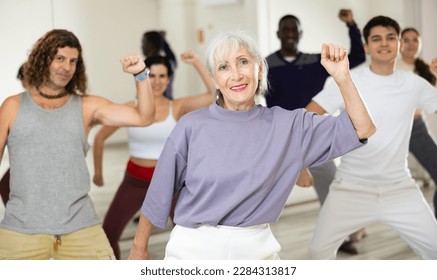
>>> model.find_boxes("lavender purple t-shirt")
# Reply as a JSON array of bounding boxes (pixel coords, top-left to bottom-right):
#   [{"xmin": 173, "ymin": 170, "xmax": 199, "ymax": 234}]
[{"xmin": 142, "ymin": 103, "xmax": 365, "ymax": 229}]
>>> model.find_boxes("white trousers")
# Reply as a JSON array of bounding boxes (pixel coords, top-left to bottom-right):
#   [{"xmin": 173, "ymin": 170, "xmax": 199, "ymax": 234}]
[
  {"xmin": 309, "ymin": 178, "xmax": 437, "ymax": 259},
  {"xmin": 164, "ymin": 224, "xmax": 281, "ymax": 260}
]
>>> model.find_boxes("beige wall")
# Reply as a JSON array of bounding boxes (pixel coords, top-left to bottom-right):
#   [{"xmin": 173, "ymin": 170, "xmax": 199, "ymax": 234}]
[{"xmin": 420, "ymin": 0, "xmax": 437, "ymax": 136}]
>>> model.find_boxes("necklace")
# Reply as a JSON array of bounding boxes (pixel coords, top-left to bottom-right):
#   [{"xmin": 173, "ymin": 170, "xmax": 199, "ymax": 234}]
[{"xmin": 37, "ymin": 87, "xmax": 70, "ymax": 99}]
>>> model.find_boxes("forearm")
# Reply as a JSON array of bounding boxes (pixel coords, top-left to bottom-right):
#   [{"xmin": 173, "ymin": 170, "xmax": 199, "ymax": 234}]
[
  {"xmin": 337, "ymin": 75, "xmax": 376, "ymax": 139},
  {"xmin": 111, "ymin": 54, "xmax": 156, "ymax": 127},
  {"xmin": 93, "ymin": 137, "xmax": 104, "ymax": 177},
  {"xmin": 93, "ymin": 125, "xmax": 118, "ymax": 175},
  {"xmin": 135, "ymin": 77, "xmax": 155, "ymax": 125},
  {"xmin": 129, "ymin": 214, "xmax": 154, "ymax": 260}
]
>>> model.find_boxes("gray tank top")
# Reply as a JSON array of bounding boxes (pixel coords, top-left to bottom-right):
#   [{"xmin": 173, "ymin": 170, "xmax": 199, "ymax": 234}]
[{"xmin": 0, "ymin": 92, "xmax": 100, "ymax": 234}]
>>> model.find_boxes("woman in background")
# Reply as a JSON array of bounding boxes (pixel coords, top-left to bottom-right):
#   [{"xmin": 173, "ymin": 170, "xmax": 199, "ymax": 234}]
[{"xmin": 397, "ymin": 27, "xmax": 437, "ymax": 219}]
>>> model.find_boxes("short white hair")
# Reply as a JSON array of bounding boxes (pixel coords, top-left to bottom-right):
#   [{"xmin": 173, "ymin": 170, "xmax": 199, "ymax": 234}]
[{"xmin": 204, "ymin": 31, "xmax": 269, "ymax": 97}]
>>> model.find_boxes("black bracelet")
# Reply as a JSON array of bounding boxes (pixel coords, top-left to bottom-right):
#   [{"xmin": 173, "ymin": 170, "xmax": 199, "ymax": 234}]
[
  {"xmin": 134, "ymin": 67, "xmax": 150, "ymax": 81},
  {"xmin": 133, "ymin": 65, "xmax": 147, "ymax": 77}
]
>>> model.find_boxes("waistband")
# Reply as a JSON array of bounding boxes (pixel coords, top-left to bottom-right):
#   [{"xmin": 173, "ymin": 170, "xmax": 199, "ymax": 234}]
[
  {"xmin": 126, "ymin": 159, "xmax": 155, "ymax": 180},
  {"xmin": 181, "ymin": 224, "xmax": 270, "ymax": 237}
]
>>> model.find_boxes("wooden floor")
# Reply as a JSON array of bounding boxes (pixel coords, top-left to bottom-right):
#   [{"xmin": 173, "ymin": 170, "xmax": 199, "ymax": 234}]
[{"xmin": 1, "ymin": 143, "xmax": 435, "ymax": 260}]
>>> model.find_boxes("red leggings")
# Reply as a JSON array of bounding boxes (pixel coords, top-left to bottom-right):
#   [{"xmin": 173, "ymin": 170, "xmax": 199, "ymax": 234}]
[{"xmin": 102, "ymin": 161, "xmax": 177, "ymax": 259}]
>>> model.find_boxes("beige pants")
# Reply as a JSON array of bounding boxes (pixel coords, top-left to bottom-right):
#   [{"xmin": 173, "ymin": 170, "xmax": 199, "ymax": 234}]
[
  {"xmin": 0, "ymin": 224, "xmax": 115, "ymax": 260},
  {"xmin": 310, "ymin": 178, "xmax": 437, "ymax": 259},
  {"xmin": 165, "ymin": 224, "xmax": 281, "ymax": 260}
]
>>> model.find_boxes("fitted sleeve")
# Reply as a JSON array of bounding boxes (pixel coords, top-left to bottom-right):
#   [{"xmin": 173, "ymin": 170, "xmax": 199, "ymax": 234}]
[
  {"xmin": 140, "ymin": 129, "xmax": 188, "ymax": 229},
  {"xmin": 347, "ymin": 23, "xmax": 366, "ymax": 69}
]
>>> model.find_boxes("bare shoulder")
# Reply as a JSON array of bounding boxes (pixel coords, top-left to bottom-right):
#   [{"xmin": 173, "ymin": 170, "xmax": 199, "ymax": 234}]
[
  {"xmin": 0, "ymin": 94, "xmax": 21, "ymax": 115},
  {"xmin": 0, "ymin": 94, "xmax": 22, "ymax": 131}
]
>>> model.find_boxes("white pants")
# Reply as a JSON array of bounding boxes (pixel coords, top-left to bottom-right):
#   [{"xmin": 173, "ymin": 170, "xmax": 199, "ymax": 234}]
[
  {"xmin": 164, "ymin": 224, "xmax": 281, "ymax": 260},
  {"xmin": 309, "ymin": 178, "xmax": 437, "ymax": 259}
]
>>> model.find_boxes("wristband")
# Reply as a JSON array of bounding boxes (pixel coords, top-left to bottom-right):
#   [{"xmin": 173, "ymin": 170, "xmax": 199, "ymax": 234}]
[{"xmin": 134, "ymin": 67, "xmax": 150, "ymax": 81}]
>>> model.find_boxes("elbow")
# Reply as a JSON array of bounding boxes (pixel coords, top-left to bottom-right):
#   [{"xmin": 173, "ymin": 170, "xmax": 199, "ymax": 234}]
[
  {"xmin": 138, "ymin": 117, "xmax": 154, "ymax": 127},
  {"xmin": 357, "ymin": 122, "xmax": 376, "ymax": 140},
  {"xmin": 139, "ymin": 108, "xmax": 156, "ymax": 126},
  {"xmin": 132, "ymin": 115, "xmax": 154, "ymax": 127}
]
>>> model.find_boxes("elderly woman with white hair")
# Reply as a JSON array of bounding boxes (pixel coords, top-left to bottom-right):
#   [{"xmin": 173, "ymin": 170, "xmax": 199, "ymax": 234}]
[{"xmin": 129, "ymin": 31, "xmax": 376, "ymax": 260}]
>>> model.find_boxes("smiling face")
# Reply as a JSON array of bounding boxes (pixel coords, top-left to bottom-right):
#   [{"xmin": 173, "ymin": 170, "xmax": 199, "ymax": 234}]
[
  {"xmin": 277, "ymin": 17, "xmax": 302, "ymax": 56},
  {"xmin": 47, "ymin": 47, "xmax": 78, "ymax": 90},
  {"xmin": 364, "ymin": 26, "xmax": 399, "ymax": 66},
  {"xmin": 400, "ymin": 29, "xmax": 421, "ymax": 60},
  {"xmin": 148, "ymin": 64, "xmax": 170, "ymax": 97},
  {"xmin": 212, "ymin": 46, "xmax": 262, "ymax": 111}
]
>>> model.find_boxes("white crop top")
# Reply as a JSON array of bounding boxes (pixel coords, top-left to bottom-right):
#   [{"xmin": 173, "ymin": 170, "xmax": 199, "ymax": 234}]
[{"xmin": 128, "ymin": 102, "xmax": 177, "ymax": 159}]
